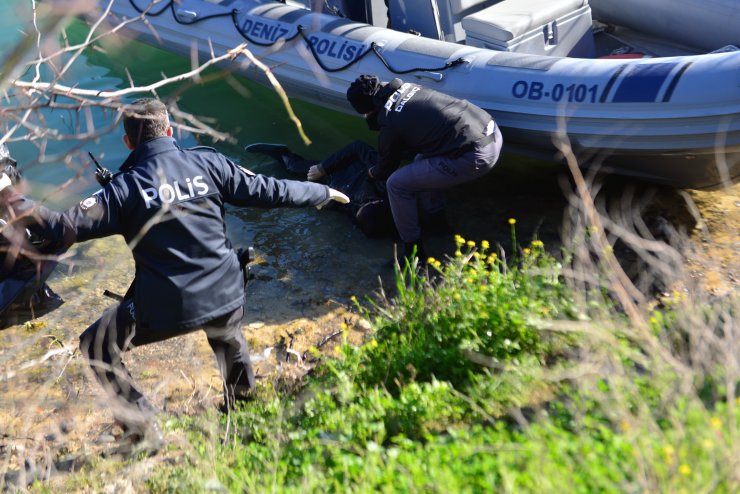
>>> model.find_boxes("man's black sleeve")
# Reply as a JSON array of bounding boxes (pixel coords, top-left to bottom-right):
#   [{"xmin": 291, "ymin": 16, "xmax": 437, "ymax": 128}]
[
  {"xmin": 0, "ymin": 185, "xmax": 122, "ymax": 248},
  {"xmin": 320, "ymin": 141, "xmax": 376, "ymax": 176},
  {"xmin": 369, "ymin": 129, "xmax": 403, "ymax": 180},
  {"xmin": 219, "ymin": 157, "xmax": 330, "ymax": 208}
]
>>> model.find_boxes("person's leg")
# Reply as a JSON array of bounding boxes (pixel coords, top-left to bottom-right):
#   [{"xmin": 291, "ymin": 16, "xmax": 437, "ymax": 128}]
[
  {"xmin": 386, "ymin": 156, "xmax": 473, "ymax": 244},
  {"xmin": 387, "ymin": 123, "xmax": 503, "ymax": 245},
  {"xmin": 282, "ymin": 154, "xmax": 319, "ymax": 176},
  {"xmin": 79, "ymin": 301, "xmax": 146, "ymax": 419},
  {"xmin": 202, "ymin": 306, "xmax": 255, "ymax": 409},
  {"xmin": 321, "ymin": 140, "xmax": 377, "ymax": 175},
  {"xmin": 78, "ymin": 300, "xmax": 164, "ymax": 452},
  {"xmin": 243, "ymin": 143, "xmax": 317, "ymax": 176}
]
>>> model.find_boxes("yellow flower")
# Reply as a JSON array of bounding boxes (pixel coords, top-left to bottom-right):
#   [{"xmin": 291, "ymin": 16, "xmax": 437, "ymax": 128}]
[
  {"xmin": 523, "ymin": 248, "xmax": 531, "ymax": 256},
  {"xmin": 454, "ymin": 234, "xmax": 465, "ymax": 245},
  {"xmin": 531, "ymin": 240, "xmax": 544, "ymax": 248},
  {"xmin": 710, "ymin": 417, "xmax": 722, "ymax": 430},
  {"xmin": 618, "ymin": 420, "xmax": 631, "ymax": 433},
  {"xmin": 340, "ymin": 322, "xmax": 349, "ymax": 330},
  {"xmin": 427, "ymin": 257, "xmax": 437, "ymax": 265},
  {"xmin": 466, "ymin": 240, "xmax": 476, "ymax": 248},
  {"xmin": 455, "ymin": 250, "xmax": 462, "ymax": 257},
  {"xmin": 662, "ymin": 445, "xmax": 675, "ymax": 459},
  {"xmin": 679, "ymin": 464, "xmax": 691, "ymax": 476},
  {"xmin": 367, "ymin": 339, "xmax": 378, "ymax": 349},
  {"xmin": 481, "ymin": 240, "xmax": 490, "ymax": 250},
  {"xmin": 453, "ymin": 293, "xmax": 461, "ymax": 301},
  {"xmin": 350, "ymin": 295, "xmax": 358, "ymax": 303},
  {"xmin": 702, "ymin": 439, "xmax": 714, "ymax": 451},
  {"xmin": 508, "ymin": 218, "xmax": 516, "ymax": 225},
  {"xmin": 434, "ymin": 260, "xmax": 442, "ymax": 269}
]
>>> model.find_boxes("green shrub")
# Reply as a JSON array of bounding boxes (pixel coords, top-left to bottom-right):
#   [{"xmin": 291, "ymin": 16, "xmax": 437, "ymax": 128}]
[
  {"xmin": 143, "ymin": 239, "xmax": 740, "ymax": 493},
  {"xmin": 358, "ymin": 237, "xmax": 575, "ymax": 392}
]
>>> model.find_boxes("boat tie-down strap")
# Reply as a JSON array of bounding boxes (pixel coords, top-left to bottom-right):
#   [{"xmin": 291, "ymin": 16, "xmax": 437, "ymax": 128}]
[{"xmin": 124, "ymin": 0, "xmax": 466, "ymax": 75}]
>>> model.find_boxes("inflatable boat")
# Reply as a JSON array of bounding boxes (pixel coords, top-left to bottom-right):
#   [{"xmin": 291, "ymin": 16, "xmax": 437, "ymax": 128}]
[{"xmin": 90, "ymin": 0, "xmax": 740, "ymax": 189}]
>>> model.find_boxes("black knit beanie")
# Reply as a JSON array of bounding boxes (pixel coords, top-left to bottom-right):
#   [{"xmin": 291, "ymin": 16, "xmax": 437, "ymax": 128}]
[{"xmin": 347, "ymin": 75, "xmax": 381, "ymax": 114}]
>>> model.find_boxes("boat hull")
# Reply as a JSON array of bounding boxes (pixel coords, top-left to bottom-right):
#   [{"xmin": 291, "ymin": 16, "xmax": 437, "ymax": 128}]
[{"xmin": 93, "ymin": 0, "xmax": 740, "ymax": 189}]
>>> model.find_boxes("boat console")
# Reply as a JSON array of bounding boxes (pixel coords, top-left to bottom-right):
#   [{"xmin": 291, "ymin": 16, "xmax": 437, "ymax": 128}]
[{"xmin": 461, "ymin": 0, "xmax": 595, "ymax": 57}]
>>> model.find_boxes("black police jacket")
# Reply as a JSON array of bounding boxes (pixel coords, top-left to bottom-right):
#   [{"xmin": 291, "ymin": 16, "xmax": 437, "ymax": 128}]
[
  {"xmin": 368, "ymin": 79, "xmax": 493, "ymax": 180},
  {"xmin": 1, "ymin": 137, "xmax": 330, "ymax": 331}
]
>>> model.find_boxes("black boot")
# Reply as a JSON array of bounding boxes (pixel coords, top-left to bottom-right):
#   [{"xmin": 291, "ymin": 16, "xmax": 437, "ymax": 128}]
[
  {"xmin": 244, "ymin": 142, "xmax": 290, "ymax": 158},
  {"xmin": 244, "ymin": 143, "xmax": 293, "ymax": 166},
  {"xmin": 219, "ymin": 385, "xmax": 255, "ymax": 414},
  {"xmin": 110, "ymin": 398, "xmax": 164, "ymax": 457},
  {"xmin": 421, "ymin": 209, "xmax": 452, "ymax": 236}
]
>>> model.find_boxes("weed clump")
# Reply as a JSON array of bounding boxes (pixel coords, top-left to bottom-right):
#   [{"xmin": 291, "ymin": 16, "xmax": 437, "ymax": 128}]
[{"xmin": 145, "ymin": 231, "xmax": 740, "ymax": 493}]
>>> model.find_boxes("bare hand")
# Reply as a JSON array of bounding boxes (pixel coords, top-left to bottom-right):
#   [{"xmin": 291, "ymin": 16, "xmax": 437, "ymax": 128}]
[{"xmin": 307, "ymin": 165, "xmax": 325, "ymax": 182}]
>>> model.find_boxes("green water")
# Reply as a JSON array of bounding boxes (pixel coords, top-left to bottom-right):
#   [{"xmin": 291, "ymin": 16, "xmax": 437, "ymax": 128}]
[{"xmin": 1, "ymin": 2, "xmax": 369, "ymax": 195}]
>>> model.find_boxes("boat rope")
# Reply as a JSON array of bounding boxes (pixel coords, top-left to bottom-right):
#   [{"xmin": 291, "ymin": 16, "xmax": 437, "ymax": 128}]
[{"xmin": 124, "ymin": 0, "xmax": 465, "ymax": 75}]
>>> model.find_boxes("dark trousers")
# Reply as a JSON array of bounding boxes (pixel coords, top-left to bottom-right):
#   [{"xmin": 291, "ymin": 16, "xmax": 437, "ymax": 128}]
[
  {"xmin": 79, "ymin": 300, "xmax": 254, "ymax": 425},
  {"xmin": 386, "ymin": 121, "xmax": 503, "ymax": 243}
]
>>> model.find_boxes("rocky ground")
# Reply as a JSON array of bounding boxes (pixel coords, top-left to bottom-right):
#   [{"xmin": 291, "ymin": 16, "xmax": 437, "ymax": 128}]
[{"xmin": 0, "ymin": 158, "xmax": 737, "ymax": 491}]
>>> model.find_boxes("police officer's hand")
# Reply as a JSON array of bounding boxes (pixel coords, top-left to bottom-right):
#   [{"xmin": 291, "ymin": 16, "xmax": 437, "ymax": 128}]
[
  {"xmin": 307, "ymin": 164, "xmax": 325, "ymax": 182},
  {"xmin": 316, "ymin": 187, "xmax": 350, "ymax": 209},
  {"xmin": 0, "ymin": 173, "xmax": 12, "ymax": 192}
]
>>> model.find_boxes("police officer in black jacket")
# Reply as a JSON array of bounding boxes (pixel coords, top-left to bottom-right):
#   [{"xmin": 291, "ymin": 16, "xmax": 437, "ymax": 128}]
[
  {"xmin": 0, "ymin": 143, "xmax": 64, "ymax": 327},
  {"xmin": 0, "ymin": 98, "xmax": 349, "ymax": 454},
  {"xmin": 346, "ymin": 74, "xmax": 503, "ymax": 261}
]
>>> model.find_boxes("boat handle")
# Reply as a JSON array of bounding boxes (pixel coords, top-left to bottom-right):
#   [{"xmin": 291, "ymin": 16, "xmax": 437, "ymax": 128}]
[
  {"xmin": 412, "ymin": 71, "xmax": 444, "ymax": 82},
  {"xmin": 175, "ymin": 9, "xmax": 198, "ymax": 21}
]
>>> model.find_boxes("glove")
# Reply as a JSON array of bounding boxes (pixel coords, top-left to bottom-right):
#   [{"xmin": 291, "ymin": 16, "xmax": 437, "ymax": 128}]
[
  {"xmin": 307, "ymin": 164, "xmax": 325, "ymax": 182},
  {"xmin": 316, "ymin": 187, "xmax": 350, "ymax": 209},
  {"xmin": 0, "ymin": 173, "xmax": 12, "ymax": 192}
]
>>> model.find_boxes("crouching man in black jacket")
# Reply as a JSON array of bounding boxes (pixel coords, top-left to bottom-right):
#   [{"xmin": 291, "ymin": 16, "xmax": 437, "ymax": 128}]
[
  {"xmin": 0, "ymin": 98, "xmax": 348, "ymax": 455},
  {"xmin": 346, "ymin": 75, "xmax": 503, "ymax": 262}
]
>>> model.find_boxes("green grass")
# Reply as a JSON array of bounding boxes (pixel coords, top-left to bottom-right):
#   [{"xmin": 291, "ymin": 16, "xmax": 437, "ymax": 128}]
[{"xmin": 135, "ymin": 236, "xmax": 740, "ymax": 493}]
